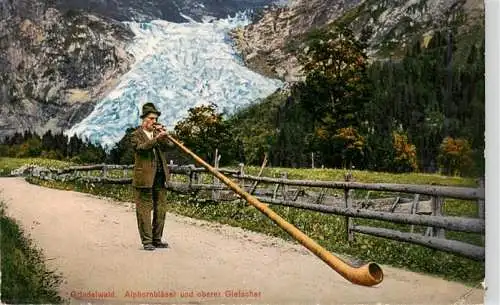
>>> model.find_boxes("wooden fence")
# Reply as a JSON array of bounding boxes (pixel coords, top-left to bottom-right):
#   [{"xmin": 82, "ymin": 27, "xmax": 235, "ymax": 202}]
[{"xmin": 18, "ymin": 160, "xmax": 485, "ymax": 262}]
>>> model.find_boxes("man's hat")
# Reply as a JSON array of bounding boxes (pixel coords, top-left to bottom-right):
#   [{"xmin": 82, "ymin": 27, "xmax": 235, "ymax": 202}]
[{"xmin": 140, "ymin": 102, "xmax": 161, "ymax": 119}]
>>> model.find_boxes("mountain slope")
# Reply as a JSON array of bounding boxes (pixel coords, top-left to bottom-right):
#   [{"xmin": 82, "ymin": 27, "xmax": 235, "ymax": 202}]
[
  {"xmin": 229, "ymin": 0, "xmax": 363, "ymax": 81},
  {"xmin": 51, "ymin": 0, "xmax": 276, "ymax": 23},
  {"xmin": 335, "ymin": 0, "xmax": 484, "ymax": 57},
  {"xmin": 230, "ymin": 0, "xmax": 484, "ymax": 81},
  {"xmin": 0, "ymin": 1, "xmax": 134, "ymax": 138}
]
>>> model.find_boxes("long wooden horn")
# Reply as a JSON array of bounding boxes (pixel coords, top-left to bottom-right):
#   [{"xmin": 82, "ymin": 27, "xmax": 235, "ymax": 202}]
[{"xmin": 165, "ymin": 134, "xmax": 384, "ymax": 287}]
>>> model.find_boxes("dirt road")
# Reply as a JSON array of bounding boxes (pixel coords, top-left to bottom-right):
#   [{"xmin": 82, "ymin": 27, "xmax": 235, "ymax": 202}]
[{"xmin": 0, "ymin": 177, "xmax": 484, "ymax": 305}]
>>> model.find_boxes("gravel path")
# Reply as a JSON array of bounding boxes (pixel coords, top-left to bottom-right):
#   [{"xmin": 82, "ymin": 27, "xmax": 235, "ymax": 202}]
[{"xmin": 0, "ymin": 177, "xmax": 484, "ymax": 305}]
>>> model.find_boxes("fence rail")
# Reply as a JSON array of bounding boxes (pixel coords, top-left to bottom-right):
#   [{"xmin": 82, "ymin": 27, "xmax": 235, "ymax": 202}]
[
  {"xmin": 351, "ymin": 225, "xmax": 484, "ymax": 261},
  {"xmin": 17, "ymin": 162, "xmax": 485, "ymax": 262},
  {"xmin": 226, "ymin": 174, "xmax": 484, "ymax": 200}
]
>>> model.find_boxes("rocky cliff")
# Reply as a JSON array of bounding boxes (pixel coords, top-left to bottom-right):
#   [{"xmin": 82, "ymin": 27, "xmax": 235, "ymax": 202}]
[
  {"xmin": 230, "ymin": 0, "xmax": 484, "ymax": 82},
  {"xmin": 51, "ymin": 0, "xmax": 275, "ymax": 23},
  {"xmin": 0, "ymin": 1, "xmax": 134, "ymax": 138},
  {"xmin": 229, "ymin": 0, "xmax": 362, "ymax": 81}
]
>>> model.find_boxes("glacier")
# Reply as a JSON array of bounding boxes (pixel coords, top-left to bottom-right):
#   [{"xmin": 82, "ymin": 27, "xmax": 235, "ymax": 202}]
[{"xmin": 65, "ymin": 11, "xmax": 284, "ymax": 150}]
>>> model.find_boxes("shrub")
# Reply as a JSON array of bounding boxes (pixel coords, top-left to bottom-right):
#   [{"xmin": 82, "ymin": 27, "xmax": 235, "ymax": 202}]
[
  {"xmin": 332, "ymin": 127, "xmax": 365, "ymax": 168},
  {"xmin": 392, "ymin": 131, "xmax": 418, "ymax": 172},
  {"xmin": 40, "ymin": 150, "xmax": 64, "ymax": 160},
  {"xmin": 438, "ymin": 137, "xmax": 474, "ymax": 176}
]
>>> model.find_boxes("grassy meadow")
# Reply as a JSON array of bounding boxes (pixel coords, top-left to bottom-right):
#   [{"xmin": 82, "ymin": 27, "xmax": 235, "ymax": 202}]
[
  {"xmin": 0, "ymin": 157, "xmax": 485, "ymax": 286},
  {"xmin": 0, "ymin": 199, "xmax": 65, "ymax": 304}
]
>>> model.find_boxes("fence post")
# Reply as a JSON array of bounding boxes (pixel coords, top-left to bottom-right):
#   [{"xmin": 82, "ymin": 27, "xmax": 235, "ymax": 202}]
[
  {"xmin": 363, "ymin": 191, "xmax": 371, "ymax": 208},
  {"xmin": 344, "ymin": 173, "xmax": 354, "ymax": 242},
  {"xmin": 239, "ymin": 163, "xmax": 245, "ymax": 190},
  {"xmin": 410, "ymin": 193, "xmax": 420, "ymax": 233},
  {"xmin": 478, "ymin": 178, "xmax": 485, "ymax": 220},
  {"xmin": 102, "ymin": 166, "xmax": 108, "ymax": 178},
  {"xmin": 478, "ymin": 178, "xmax": 485, "ymax": 244},
  {"xmin": 282, "ymin": 172, "xmax": 289, "ymax": 200},
  {"xmin": 273, "ymin": 173, "xmax": 280, "ymax": 199},
  {"xmin": 196, "ymin": 166, "xmax": 202, "ymax": 184},
  {"xmin": 431, "ymin": 196, "xmax": 445, "ymax": 238},
  {"xmin": 187, "ymin": 164, "xmax": 194, "ymax": 188},
  {"xmin": 212, "ymin": 149, "xmax": 221, "ymax": 201}
]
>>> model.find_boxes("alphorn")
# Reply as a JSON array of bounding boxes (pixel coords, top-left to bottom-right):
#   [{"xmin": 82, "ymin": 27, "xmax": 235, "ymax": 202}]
[{"xmin": 165, "ymin": 133, "xmax": 384, "ymax": 287}]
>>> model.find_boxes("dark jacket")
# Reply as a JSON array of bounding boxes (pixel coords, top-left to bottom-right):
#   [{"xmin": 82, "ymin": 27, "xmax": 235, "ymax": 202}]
[{"xmin": 130, "ymin": 127, "xmax": 174, "ymax": 188}]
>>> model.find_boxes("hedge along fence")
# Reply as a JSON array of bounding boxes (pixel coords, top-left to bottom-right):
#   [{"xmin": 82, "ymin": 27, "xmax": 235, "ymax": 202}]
[{"xmin": 15, "ymin": 160, "xmax": 485, "ymax": 262}]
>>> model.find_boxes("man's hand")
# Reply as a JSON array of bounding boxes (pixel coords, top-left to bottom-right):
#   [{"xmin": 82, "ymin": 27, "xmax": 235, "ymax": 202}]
[{"xmin": 156, "ymin": 130, "xmax": 168, "ymax": 139}]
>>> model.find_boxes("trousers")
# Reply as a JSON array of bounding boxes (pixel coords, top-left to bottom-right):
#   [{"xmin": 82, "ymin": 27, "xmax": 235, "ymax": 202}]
[{"xmin": 134, "ymin": 170, "xmax": 168, "ymax": 245}]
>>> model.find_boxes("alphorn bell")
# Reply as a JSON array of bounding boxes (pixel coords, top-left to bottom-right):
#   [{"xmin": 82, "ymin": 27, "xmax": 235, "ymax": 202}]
[{"xmin": 165, "ymin": 133, "xmax": 384, "ymax": 287}]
